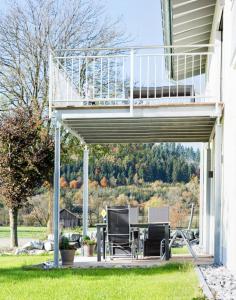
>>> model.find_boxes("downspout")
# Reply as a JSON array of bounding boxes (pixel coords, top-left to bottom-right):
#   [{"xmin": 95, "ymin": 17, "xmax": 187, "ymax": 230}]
[
  {"xmin": 220, "ymin": 14, "xmax": 223, "ymax": 103},
  {"xmin": 161, "ymin": 0, "xmax": 174, "ymax": 79}
]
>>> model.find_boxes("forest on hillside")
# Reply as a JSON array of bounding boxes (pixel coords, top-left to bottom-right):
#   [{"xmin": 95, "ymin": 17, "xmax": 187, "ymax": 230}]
[
  {"xmin": 0, "ymin": 143, "xmax": 200, "ymax": 228},
  {"xmin": 61, "ymin": 143, "xmax": 200, "ymax": 187}
]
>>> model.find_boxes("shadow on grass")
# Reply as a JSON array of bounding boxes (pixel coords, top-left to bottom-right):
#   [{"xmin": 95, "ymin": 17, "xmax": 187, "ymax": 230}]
[{"xmin": 0, "ymin": 262, "xmax": 193, "ymax": 282}]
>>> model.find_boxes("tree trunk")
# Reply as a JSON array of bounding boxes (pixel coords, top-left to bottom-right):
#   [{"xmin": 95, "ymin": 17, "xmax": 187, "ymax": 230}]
[
  {"xmin": 9, "ymin": 207, "xmax": 18, "ymax": 248},
  {"xmin": 47, "ymin": 186, "xmax": 53, "ymax": 235}
]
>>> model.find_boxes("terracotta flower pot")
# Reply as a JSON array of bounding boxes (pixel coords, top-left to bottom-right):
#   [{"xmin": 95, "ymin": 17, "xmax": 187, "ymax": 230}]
[
  {"xmin": 83, "ymin": 244, "xmax": 95, "ymax": 257},
  {"xmin": 60, "ymin": 249, "xmax": 76, "ymax": 266}
]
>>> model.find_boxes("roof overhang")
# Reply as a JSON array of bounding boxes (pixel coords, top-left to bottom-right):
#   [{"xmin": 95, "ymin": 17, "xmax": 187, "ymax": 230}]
[{"xmin": 161, "ymin": 0, "xmax": 217, "ymax": 79}]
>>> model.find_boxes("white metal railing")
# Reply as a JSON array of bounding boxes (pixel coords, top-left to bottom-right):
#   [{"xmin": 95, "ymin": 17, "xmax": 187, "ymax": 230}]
[{"xmin": 49, "ymin": 44, "xmax": 217, "ymax": 114}]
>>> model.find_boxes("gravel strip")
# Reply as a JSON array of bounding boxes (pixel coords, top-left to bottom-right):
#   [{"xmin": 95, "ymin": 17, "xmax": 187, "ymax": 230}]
[{"xmin": 199, "ymin": 264, "xmax": 236, "ymax": 300}]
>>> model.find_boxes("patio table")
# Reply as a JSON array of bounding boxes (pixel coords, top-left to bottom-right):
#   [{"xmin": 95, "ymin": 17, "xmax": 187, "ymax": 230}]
[{"xmin": 96, "ymin": 222, "xmax": 170, "ymax": 262}]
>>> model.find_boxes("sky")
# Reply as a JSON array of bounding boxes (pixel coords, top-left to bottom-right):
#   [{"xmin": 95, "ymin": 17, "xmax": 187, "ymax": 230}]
[
  {"xmin": 0, "ymin": 0, "xmax": 163, "ymax": 45},
  {"xmin": 103, "ymin": 0, "xmax": 163, "ymax": 46}
]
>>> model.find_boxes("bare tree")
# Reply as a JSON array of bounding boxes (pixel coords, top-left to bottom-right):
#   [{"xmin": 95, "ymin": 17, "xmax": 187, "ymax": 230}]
[
  {"xmin": 0, "ymin": 0, "xmax": 127, "ymax": 114},
  {"xmin": 0, "ymin": 0, "xmax": 127, "ymax": 237}
]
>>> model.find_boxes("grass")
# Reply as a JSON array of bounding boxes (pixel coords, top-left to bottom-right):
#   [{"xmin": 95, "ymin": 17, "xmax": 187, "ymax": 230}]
[
  {"xmin": 0, "ymin": 226, "xmax": 83, "ymax": 240},
  {"xmin": 0, "ymin": 226, "xmax": 47, "ymax": 239},
  {"xmin": 0, "ymin": 255, "xmax": 205, "ymax": 300},
  {"xmin": 172, "ymin": 246, "xmax": 189, "ymax": 255}
]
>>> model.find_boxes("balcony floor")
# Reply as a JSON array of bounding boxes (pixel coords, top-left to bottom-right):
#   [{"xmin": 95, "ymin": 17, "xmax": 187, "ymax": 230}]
[{"xmin": 54, "ymin": 102, "xmax": 223, "ymax": 144}]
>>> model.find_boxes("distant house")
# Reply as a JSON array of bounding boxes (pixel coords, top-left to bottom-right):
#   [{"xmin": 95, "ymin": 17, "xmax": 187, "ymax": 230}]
[{"xmin": 59, "ymin": 208, "xmax": 80, "ymax": 228}]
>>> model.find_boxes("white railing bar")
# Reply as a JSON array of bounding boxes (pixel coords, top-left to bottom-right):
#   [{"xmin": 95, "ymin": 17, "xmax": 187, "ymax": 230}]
[
  {"xmin": 154, "ymin": 56, "xmax": 157, "ymax": 99},
  {"xmin": 161, "ymin": 56, "xmax": 164, "ymax": 98},
  {"xmin": 177, "ymin": 55, "xmax": 179, "ymax": 97},
  {"xmin": 48, "ymin": 51, "xmax": 53, "ymax": 118},
  {"xmin": 71, "ymin": 58, "xmax": 73, "ymax": 101},
  {"xmin": 65, "ymin": 58, "xmax": 69, "ymax": 105},
  {"xmin": 107, "ymin": 57, "xmax": 110, "ymax": 100},
  {"xmin": 200, "ymin": 54, "xmax": 202, "ymax": 96},
  {"xmin": 122, "ymin": 57, "xmax": 125, "ymax": 99},
  {"xmin": 147, "ymin": 56, "xmax": 150, "ymax": 99},
  {"xmin": 130, "ymin": 49, "xmax": 134, "ymax": 113},
  {"xmin": 93, "ymin": 58, "xmax": 95, "ymax": 99},
  {"xmin": 192, "ymin": 55, "xmax": 194, "ymax": 96},
  {"xmin": 85, "ymin": 57, "xmax": 88, "ymax": 100},
  {"xmin": 53, "ymin": 44, "xmax": 215, "ymax": 52},
  {"xmin": 55, "ymin": 54, "xmax": 129, "ymax": 59},
  {"xmin": 139, "ymin": 56, "xmax": 142, "ymax": 99},
  {"xmin": 115, "ymin": 57, "xmax": 117, "ymax": 101},
  {"xmin": 135, "ymin": 52, "xmax": 213, "ymax": 57},
  {"xmin": 169, "ymin": 55, "xmax": 171, "ymax": 99},
  {"xmin": 100, "ymin": 58, "xmax": 103, "ymax": 100},
  {"xmin": 184, "ymin": 54, "xmax": 186, "ymax": 97},
  {"xmin": 54, "ymin": 52, "xmax": 213, "ymax": 60},
  {"xmin": 78, "ymin": 58, "xmax": 81, "ymax": 98}
]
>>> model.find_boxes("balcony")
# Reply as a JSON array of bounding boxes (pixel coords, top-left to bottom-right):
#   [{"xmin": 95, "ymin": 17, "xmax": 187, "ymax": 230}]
[
  {"xmin": 49, "ymin": 44, "xmax": 222, "ymax": 144},
  {"xmin": 49, "ymin": 45, "xmax": 219, "ymax": 116}
]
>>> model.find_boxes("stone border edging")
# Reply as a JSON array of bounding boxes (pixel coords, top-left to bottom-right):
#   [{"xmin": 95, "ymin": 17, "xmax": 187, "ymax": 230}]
[{"xmin": 195, "ymin": 265, "xmax": 214, "ymax": 300}]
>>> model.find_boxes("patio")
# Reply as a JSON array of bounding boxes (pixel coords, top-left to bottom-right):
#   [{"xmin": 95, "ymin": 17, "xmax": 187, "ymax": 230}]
[{"xmin": 67, "ymin": 255, "xmax": 213, "ymax": 269}]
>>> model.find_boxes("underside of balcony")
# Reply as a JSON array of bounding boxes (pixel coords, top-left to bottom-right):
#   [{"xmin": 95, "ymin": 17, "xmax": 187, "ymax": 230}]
[{"xmin": 55, "ymin": 102, "xmax": 222, "ymax": 144}]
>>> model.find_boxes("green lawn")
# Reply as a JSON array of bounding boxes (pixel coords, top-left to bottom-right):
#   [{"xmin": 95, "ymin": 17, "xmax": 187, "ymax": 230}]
[
  {"xmin": 0, "ymin": 226, "xmax": 82, "ymax": 240},
  {"xmin": 0, "ymin": 226, "xmax": 47, "ymax": 239},
  {"xmin": 0, "ymin": 255, "xmax": 205, "ymax": 300},
  {"xmin": 172, "ymin": 246, "xmax": 189, "ymax": 255}
]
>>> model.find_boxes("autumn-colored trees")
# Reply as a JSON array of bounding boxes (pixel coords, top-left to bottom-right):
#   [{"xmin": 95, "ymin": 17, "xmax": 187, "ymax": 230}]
[
  {"xmin": 0, "ymin": 108, "xmax": 54, "ymax": 247},
  {"xmin": 100, "ymin": 177, "xmax": 108, "ymax": 188}
]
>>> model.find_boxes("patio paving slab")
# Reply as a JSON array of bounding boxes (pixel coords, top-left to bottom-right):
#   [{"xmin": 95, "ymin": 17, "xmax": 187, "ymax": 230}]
[{"xmin": 67, "ymin": 255, "xmax": 214, "ymax": 269}]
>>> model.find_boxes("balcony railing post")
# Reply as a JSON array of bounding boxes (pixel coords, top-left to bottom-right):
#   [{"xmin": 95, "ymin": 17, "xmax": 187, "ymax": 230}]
[{"xmin": 130, "ymin": 49, "xmax": 134, "ymax": 114}]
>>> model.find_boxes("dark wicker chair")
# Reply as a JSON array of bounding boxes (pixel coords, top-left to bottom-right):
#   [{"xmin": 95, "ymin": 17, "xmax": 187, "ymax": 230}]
[
  {"xmin": 143, "ymin": 224, "xmax": 170, "ymax": 257},
  {"xmin": 106, "ymin": 206, "xmax": 139, "ymax": 259}
]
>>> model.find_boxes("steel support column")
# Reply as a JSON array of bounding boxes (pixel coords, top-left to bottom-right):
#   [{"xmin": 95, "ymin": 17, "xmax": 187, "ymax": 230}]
[
  {"xmin": 53, "ymin": 118, "xmax": 61, "ymax": 268},
  {"xmin": 214, "ymin": 123, "xmax": 222, "ymax": 264},
  {"xmin": 203, "ymin": 144, "xmax": 211, "ymax": 254},
  {"xmin": 199, "ymin": 143, "xmax": 204, "ymax": 247},
  {"xmin": 83, "ymin": 146, "xmax": 89, "ymax": 237}
]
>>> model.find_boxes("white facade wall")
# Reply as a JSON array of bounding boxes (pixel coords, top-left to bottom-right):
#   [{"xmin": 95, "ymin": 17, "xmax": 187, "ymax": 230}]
[
  {"xmin": 206, "ymin": 0, "xmax": 236, "ymax": 275},
  {"xmin": 221, "ymin": 0, "xmax": 236, "ymax": 276},
  {"xmin": 200, "ymin": 0, "xmax": 236, "ymax": 270}
]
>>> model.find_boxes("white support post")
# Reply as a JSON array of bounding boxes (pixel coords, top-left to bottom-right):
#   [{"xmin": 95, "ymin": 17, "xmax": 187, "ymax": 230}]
[
  {"xmin": 53, "ymin": 117, "xmax": 61, "ymax": 268},
  {"xmin": 130, "ymin": 49, "xmax": 134, "ymax": 115},
  {"xmin": 199, "ymin": 144, "xmax": 204, "ymax": 247},
  {"xmin": 214, "ymin": 123, "xmax": 222, "ymax": 264},
  {"xmin": 202, "ymin": 144, "xmax": 212, "ymax": 253},
  {"xmin": 203, "ymin": 145, "xmax": 212, "ymax": 253},
  {"xmin": 83, "ymin": 146, "xmax": 89, "ymax": 237}
]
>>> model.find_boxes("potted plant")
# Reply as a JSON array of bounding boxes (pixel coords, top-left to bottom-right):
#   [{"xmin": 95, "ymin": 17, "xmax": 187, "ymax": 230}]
[
  {"xmin": 82, "ymin": 235, "xmax": 96, "ymax": 257},
  {"xmin": 59, "ymin": 236, "xmax": 76, "ymax": 266}
]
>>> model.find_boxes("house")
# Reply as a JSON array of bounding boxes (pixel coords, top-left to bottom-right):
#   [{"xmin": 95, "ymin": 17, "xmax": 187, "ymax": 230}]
[
  {"xmin": 161, "ymin": 0, "xmax": 236, "ymax": 276},
  {"xmin": 49, "ymin": 0, "xmax": 236, "ymax": 271},
  {"xmin": 59, "ymin": 208, "xmax": 80, "ymax": 228}
]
